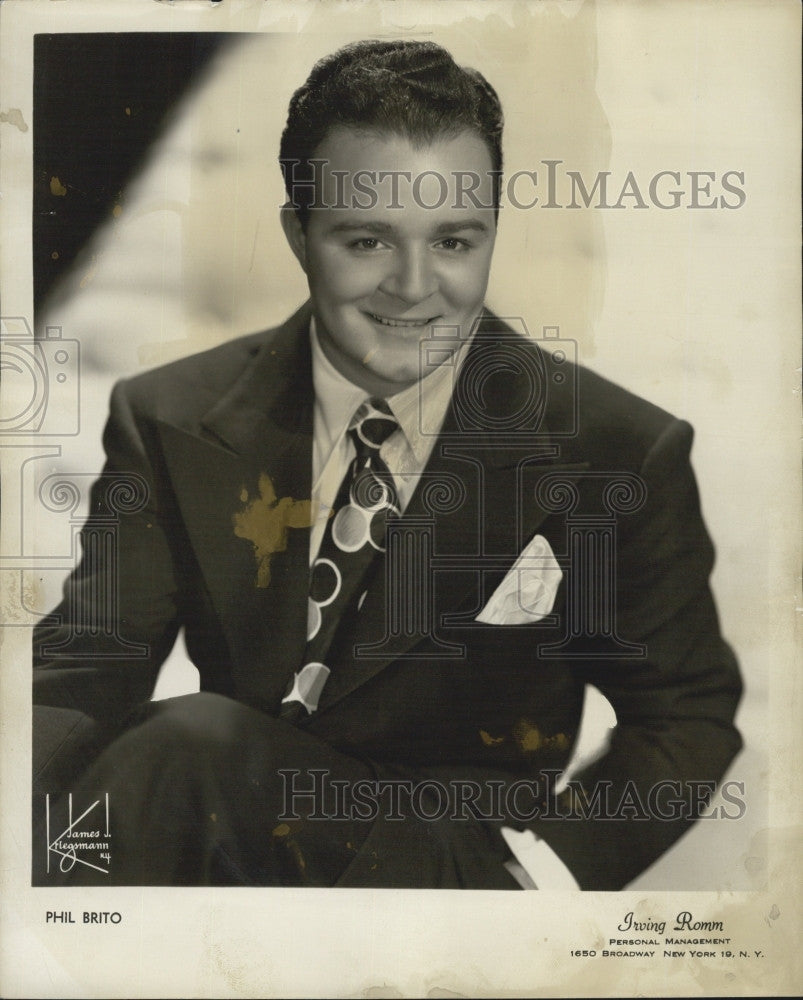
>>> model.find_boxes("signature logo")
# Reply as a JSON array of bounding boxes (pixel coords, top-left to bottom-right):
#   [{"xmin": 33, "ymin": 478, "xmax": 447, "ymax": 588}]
[{"xmin": 45, "ymin": 793, "xmax": 111, "ymax": 875}]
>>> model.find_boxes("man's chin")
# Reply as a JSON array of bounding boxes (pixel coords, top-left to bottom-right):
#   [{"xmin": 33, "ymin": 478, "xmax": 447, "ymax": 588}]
[{"xmin": 357, "ymin": 364, "xmax": 422, "ymax": 397}]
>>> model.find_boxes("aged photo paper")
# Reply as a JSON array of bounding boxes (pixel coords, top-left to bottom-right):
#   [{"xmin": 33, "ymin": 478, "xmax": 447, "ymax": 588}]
[{"xmin": 1, "ymin": 0, "xmax": 800, "ymax": 996}]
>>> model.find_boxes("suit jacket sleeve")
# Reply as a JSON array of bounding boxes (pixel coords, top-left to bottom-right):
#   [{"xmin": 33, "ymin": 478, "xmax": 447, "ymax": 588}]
[
  {"xmin": 517, "ymin": 417, "xmax": 743, "ymax": 888},
  {"xmin": 33, "ymin": 379, "xmax": 182, "ymax": 737}
]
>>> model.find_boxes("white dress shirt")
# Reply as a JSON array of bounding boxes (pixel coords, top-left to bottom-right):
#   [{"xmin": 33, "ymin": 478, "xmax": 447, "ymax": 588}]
[{"xmin": 308, "ymin": 320, "xmax": 579, "ymax": 890}]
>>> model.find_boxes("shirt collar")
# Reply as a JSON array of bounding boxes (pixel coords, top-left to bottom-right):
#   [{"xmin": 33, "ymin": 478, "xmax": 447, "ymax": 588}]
[
  {"xmin": 310, "ymin": 317, "xmax": 368, "ymax": 457},
  {"xmin": 384, "ymin": 341, "xmax": 471, "ymax": 466},
  {"xmin": 309, "ymin": 315, "xmax": 475, "ymax": 466}
]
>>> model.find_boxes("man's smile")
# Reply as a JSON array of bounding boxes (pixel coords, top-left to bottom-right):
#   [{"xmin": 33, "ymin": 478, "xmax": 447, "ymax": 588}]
[{"xmin": 363, "ymin": 311, "xmax": 441, "ymax": 328}]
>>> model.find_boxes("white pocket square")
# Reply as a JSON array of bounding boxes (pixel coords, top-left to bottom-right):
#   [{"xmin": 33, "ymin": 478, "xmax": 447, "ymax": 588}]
[{"xmin": 475, "ymin": 534, "xmax": 562, "ymax": 625}]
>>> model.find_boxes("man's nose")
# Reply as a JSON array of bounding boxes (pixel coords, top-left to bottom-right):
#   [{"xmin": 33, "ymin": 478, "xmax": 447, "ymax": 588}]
[{"xmin": 380, "ymin": 248, "xmax": 438, "ymax": 305}]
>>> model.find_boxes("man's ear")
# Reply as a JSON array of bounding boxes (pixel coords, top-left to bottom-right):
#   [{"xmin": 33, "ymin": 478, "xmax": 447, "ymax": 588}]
[{"xmin": 280, "ymin": 205, "xmax": 308, "ymax": 273}]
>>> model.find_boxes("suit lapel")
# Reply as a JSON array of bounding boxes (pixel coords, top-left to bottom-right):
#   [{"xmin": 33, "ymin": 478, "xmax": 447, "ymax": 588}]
[
  {"xmin": 158, "ymin": 305, "xmax": 315, "ymax": 710},
  {"xmin": 200, "ymin": 302, "xmax": 314, "ymax": 474}
]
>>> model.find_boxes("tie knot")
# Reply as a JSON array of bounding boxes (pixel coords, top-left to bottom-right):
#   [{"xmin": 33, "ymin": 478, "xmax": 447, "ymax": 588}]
[{"xmin": 350, "ymin": 398, "xmax": 399, "ymax": 454}]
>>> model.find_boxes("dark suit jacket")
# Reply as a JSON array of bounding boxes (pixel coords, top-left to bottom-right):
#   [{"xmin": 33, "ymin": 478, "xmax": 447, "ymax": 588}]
[{"xmin": 33, "ymin": 303, "xmax": 742, "ymax": 889}]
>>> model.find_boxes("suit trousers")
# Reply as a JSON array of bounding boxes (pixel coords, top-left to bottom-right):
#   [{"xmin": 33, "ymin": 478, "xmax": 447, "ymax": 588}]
[{"xmin": 32, "ymin": 692, "xmax": 519, "ymax": 888}]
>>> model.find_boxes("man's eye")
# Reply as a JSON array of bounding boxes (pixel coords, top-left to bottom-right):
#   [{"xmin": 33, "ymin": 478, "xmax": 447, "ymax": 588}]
[
  {"xmin": 436, "ymin": 237, "xmax": 470, "ymax": 251},
  {"xmin": 349, "ymin": 237, "xmax": 384, "ymax": 251}
]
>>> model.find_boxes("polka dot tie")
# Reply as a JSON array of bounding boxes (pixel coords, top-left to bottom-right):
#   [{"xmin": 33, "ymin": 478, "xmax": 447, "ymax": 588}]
[{"xmin": 280, "ymin": 398, "xmax": 401, "ymax": 721}]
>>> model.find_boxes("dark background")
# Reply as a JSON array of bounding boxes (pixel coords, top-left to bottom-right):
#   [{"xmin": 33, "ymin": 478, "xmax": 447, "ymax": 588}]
[{"xmin": 33, "ymin": 33, "xmax": 232, "ymax": 315}]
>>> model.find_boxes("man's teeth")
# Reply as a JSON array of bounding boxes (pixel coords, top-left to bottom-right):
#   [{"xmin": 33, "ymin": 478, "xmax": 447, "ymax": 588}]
[{"xmin": 367, "ymin": 313, "xmax": 433, "ymax": 328}]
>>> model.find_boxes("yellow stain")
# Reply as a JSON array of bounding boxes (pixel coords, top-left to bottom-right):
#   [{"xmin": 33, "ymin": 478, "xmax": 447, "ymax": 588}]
[
  {"xmin": 79, "ymin": 258, "xmax": 98, "ymax": 289},
  {"xmin": 272, "ymin": 823, "xmax": 290, "ymax": 838},
  {"xmin": 112, "ymin": 204, "xmax": 122, "ymax": 218},
  {"xmin": 233, "ymin": 473, "xmax": 317, "ymax": 588},
  {"xmin": 50, "ymin": 176, "xmax": 67, "ymax": 196},
  {"xmin": 290, "ymin": 843, "xmax": 306, "ymax": 871},
  {"xmin": 0, "ymin": 108, "xmax": 28, "ymax": 132},
  {"xmin": 513, "ymin": 718, "xmax": 570, "ymax": 754},
  {"xmin": 479, "ymin": 729, "xmax": 505, "ymax": 746},
  {"xmin": 513, "ymin": 718, "xmax": 544, "ymax": 753}
]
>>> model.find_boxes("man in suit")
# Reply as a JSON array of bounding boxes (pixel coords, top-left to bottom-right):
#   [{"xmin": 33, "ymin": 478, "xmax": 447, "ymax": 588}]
[{"xmin": 32, "ymin": 39, "xmax": 742, "ymax": 889}]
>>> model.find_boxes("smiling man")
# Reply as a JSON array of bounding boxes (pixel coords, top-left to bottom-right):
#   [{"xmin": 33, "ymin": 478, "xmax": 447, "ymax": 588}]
[
  {"xmin": 280, "ymin": 127, "xmax": 498, "ymax": 396},
  {"xmin": 33, "ymin": 39, "xmax": 742, "ymax": 889}
]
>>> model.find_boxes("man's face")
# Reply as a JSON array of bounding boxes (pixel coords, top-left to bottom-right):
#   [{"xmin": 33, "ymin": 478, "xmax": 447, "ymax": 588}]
[{"xmin": 282, "ymin": 127, "xmax": 498, "ymax": 397}]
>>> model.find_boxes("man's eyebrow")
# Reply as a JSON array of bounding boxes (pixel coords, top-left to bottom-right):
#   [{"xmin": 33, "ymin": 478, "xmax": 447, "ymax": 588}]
[
  {"xmin": 327, "ymin": 221, "xmax": 395, "ymax": 235},
  {"xmin": 432, "ymin": 219, "xmax": 490, "ymax": 236},
  {"xmin": 326, "ymin": 219, "xmax": 491, "ymax": 236}
]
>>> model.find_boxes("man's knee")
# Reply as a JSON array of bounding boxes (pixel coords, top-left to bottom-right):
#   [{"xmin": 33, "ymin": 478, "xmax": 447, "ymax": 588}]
[{"xmin": 135, "ymin": 692, "xmax": 274, "ymax": 758}]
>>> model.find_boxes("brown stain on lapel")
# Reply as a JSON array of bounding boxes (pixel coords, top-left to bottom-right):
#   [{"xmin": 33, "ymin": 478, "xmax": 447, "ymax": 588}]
[{"xmin": 232, "ymin": 472, "xmax": 318, "ymax": 587}]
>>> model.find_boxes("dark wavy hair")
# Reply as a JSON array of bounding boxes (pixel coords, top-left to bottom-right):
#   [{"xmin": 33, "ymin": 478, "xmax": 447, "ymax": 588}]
[{"xmin": 279, "ymin": 39, "xmax": 504, "ymax": 225}]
